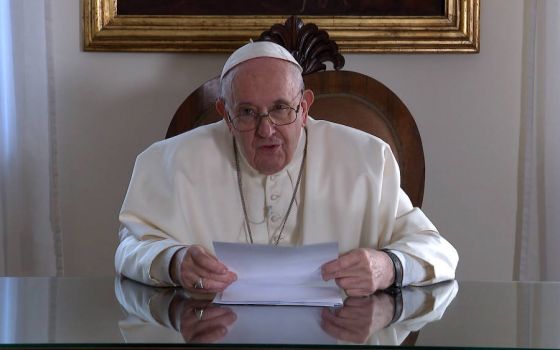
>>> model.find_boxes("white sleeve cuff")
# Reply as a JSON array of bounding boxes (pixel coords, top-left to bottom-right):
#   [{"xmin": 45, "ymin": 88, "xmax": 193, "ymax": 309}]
[
  {"xmin": 389, "ymin": 250, "xmax": 428, "ymax": 286},
  {"xmin": 149, "ymin": 246, "xmax": 187, "ymax": 286}
]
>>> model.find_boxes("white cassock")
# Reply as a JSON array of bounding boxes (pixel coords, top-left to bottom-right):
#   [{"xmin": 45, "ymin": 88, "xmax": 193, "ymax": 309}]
[{"xmin": 116, "ymin": 118, "xmax": 458, "ymax": 286}]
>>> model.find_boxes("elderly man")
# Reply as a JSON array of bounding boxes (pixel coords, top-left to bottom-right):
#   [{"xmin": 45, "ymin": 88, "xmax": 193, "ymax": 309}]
[{"xmin": 116, "ymin": 41, "xmax": 458, "ymax": 297}]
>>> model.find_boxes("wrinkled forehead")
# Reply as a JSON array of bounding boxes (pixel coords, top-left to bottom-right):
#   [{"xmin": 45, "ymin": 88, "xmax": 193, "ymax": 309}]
[
  {"xmin": 234, "ymin": 62, "xmax": 299, "ymax": 98},
  {"xmin": 233, "ymin": 57, "xmax": 299, "ymax": 80},
  {"xmin": 224, "ymin": 55, "xmax": 302, "ymax": 82},
  {"xmin": 226, "ymin": 58, "xmax": 303, "ymax": 103}
]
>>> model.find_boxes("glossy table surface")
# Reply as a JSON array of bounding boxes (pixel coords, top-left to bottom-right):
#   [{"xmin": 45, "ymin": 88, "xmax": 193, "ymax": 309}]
[{"xmin": 1, "ymin": 277, "xmax": 559, "ymax": 349}]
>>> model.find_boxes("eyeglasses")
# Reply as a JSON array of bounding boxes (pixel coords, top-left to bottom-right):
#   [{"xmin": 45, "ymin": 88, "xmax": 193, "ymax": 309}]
[{"xmin": 227, "ymin": 91, "xmax": 303, "ymax": 132}]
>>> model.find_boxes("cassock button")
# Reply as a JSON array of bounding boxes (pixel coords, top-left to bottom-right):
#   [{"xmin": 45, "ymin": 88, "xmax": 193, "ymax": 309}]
[
  {"xmin": 270, "ymin": 194, "xmax": 280, "ymax": 201},
  {"xmin": 271, "ymin": 215, "xmax": 281, "ymax": 222}
]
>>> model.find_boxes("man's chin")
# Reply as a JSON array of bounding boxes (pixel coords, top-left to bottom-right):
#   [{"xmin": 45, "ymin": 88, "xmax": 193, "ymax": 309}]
[
  {"xmin": 253, "ymin": 150, "xmax": 287, "ymax": 174},
  {"xmin": 254, "ymin": 159, "xmax": 286, "ymax": 175},
  {"xmin": 256, "ymin": 165, "xmax": 284, "ymax": 175}
]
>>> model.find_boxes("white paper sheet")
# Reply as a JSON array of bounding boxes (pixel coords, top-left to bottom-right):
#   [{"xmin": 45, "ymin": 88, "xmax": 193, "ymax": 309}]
[{"xmin": 213, "ymin": 241, "xmax": 343, "ymax": 307}]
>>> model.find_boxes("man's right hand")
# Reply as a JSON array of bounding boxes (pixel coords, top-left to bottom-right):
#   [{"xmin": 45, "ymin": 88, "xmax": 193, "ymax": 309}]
[
  {"xmin": 321, "ymin": 293, "xmax": 395, "ymax": 343},
  {"xmin": 171, "ymin": 245, "xmax": 237, "ymax": 294}
]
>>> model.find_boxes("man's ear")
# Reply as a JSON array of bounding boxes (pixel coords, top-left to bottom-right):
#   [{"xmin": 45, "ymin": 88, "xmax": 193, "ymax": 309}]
[
  {"xmin": 216, "ymin": 98, "xmax": 226, "ymax": 118},
  {"xmin": 301, "ymin": 89, "xmax": 315, "ymax": 126},
  {"xmin": 216, "ymin": 98, "xmax": 233, "ymax": 131}
]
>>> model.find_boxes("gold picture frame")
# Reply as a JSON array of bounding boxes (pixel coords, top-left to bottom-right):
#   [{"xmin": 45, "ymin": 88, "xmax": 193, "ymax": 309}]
[{"xmin": 82, "ymin": 0, "xmax": 479, "ymax": 53}]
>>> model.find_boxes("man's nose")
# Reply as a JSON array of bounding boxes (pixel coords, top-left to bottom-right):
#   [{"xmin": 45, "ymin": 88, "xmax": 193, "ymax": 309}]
[{"xmin": 256, "ymin": 115, "xmax": 275, "ymax": 137}]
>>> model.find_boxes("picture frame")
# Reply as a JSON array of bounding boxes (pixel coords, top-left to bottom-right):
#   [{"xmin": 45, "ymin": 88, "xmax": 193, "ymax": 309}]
[{"xmin": 82, "ymin": 0, "xmax": 479, "ymax": 53}]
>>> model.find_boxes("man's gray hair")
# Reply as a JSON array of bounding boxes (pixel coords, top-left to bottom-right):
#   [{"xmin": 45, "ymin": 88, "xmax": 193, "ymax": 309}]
[{"xmin": 219, "ymin": 59, "xmax": 304, "ymax": 107}]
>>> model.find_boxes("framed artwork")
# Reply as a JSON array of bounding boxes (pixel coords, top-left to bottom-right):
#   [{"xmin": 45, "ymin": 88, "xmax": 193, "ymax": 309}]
[{"xmin": 83, "ymin": 0, "xmax": 479, "ymax": 53}]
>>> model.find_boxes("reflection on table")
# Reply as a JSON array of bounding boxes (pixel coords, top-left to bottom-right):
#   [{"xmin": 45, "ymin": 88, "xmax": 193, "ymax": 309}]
[
  {"xmin": 2, "ymin": 278, "xmax": 560, "ymax": 348},
  {"xmin": 114, "ymin": 277, "xmax": 458, "ymax": 346}
]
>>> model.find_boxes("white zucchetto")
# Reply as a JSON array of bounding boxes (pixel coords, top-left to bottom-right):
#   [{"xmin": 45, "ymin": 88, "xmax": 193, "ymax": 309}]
[{"xmin": 220, "ymin": 41, "xmax": 303, "ymax": 81}]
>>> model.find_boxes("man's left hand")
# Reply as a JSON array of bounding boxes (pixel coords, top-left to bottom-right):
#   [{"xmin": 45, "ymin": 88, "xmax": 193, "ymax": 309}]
[{"xmin": 321, "ymin": 248, "xmax": 395, "ymax": 296}]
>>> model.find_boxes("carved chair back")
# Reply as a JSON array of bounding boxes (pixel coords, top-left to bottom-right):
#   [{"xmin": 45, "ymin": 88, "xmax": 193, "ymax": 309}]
[{"xmin": 166, "ymin": 16, "xmax": 425, "ymax": 207}]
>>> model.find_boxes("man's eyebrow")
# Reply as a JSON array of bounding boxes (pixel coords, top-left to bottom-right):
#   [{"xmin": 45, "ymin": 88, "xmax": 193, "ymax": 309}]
[
  {"xmin": 235, "ymin": 102, "xmax": 254, "ymax": 106},
  {"xmin": 272, "ymin": 97, "xmax": 291, "ymax": 105},
  {"xmin": 234, "ymin": 97, "xmax": 291, "ymax": 107}
]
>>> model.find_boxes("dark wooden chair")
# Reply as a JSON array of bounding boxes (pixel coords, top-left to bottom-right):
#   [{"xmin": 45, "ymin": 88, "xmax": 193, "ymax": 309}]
[{"xmin": 166, "ymin": 16, "xmax": 425, "ymax": 208}]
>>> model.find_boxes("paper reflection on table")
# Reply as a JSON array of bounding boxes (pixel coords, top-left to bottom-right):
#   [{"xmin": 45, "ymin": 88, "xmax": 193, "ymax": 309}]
[
  {"xmin": 114, "ymin": 277, "xmax": 458, "ymax": 346},
  {"xmin": 224, "ymin": 305, "xmax": 334, "ymax": 344}
]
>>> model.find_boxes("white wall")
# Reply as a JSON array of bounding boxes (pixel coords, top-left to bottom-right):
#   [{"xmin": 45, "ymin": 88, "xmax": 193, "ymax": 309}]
[{"xmin": 50, "ymin": 0, "xmax": 523, "ymax": 280}]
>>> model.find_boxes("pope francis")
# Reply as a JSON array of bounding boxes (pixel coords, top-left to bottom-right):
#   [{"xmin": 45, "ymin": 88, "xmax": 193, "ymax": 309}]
[{"xmin": 116, "ymin": 41, "xmax": 458, "ymax": 297}]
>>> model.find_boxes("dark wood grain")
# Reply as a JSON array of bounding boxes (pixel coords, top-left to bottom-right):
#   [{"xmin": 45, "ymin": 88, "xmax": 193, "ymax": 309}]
[{"xmin": 258, "ymin": 16, "xmax": 345, "ymax": 75}]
